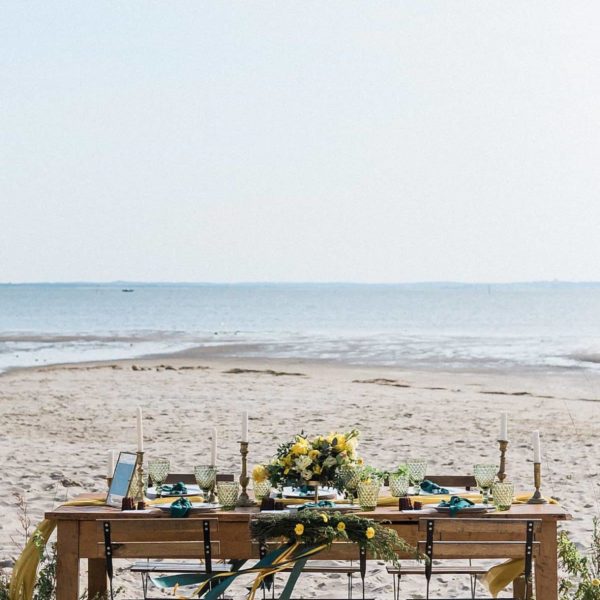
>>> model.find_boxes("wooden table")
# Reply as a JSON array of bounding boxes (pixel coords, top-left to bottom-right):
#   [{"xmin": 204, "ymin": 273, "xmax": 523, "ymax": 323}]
[{"xmin": 46, "ymin": 498, "xmax": 570, "ymax": 600}]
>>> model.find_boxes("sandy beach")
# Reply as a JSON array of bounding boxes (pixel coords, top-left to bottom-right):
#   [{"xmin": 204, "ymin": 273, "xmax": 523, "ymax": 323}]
[{"xmin": 1, "ymin": 355, "xmax": 599, "ymax": 597}]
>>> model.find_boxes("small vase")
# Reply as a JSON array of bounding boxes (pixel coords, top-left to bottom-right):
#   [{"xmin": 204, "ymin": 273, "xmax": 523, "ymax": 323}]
[
  {"xmin": 357, "ymin": 480, "xmax": 381, "ymax": 511},
  {"xmin": 253, "ymin": 479, "xmax": 272, "ymax": 501},
  {"xmin": 389, "ymin": 473, "xmax": 410, "ymax": 497}
]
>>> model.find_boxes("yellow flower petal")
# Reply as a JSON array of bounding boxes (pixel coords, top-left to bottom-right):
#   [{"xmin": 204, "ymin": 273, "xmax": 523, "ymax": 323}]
[
  {"xmin": 366, "ymin": 527, "xmax": 375, "ymax": 539},
  {"xmin": 294, "ymin": 523, "xmax": 304, "ymax": 536}
]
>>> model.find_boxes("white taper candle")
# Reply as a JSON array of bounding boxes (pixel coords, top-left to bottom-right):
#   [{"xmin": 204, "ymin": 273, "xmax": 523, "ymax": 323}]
[
  {"xmin": 107, "ymin": 450, "xmax": 116, "ymax": 477},
  {"xmin": 532, "ymin": 431, "xmax": 541, "ymax": 463},
  {"xmin": 136, "ymin": 406, "xmax": 144, "ymax": 452},
  {"xmin": 242, "ymin": 411, "xmax": 248, "ymax": 442},
  {"xmin": 210, "ymin": 427, "xmax": 217, "ymax": 466},
  {"xmin": 500, "ymin": 413, "xmax": 508, "ymax": 441}
]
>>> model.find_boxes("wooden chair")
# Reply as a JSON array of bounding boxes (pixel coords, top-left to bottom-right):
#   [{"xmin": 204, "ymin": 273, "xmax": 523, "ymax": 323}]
[
  {"xmin": 101, "ymin": 517, "xmax": 231, "ymax": 600},
  {"xmin": 423, "ymin": 475, "xmax": 477, "ymax": 491},
  {"xmin": 150, "ymin": 472, "xmax": 235, "ymax": 486},
  {"xmin": 387, "ymin": 518, "xmax": 540, "ymax": 600}
]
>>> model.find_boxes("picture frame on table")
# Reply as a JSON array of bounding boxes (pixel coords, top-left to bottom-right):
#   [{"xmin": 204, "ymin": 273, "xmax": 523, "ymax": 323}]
[{"xmin": 106, "ymin": 451, "xmax": 140, "ymax": 508}]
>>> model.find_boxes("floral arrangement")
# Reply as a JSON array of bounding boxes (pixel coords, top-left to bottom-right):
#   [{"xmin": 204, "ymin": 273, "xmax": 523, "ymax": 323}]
[
  {"xmin": 250, "ymin": 510, "xmax": 415, "ymax": 567},
  {"xmin": 260, "ymin": 430, "xmax": 361, "ymax": 489}
]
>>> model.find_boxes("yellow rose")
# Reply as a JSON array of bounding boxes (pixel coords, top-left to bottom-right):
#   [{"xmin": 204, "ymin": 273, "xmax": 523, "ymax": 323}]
[
  {"xmin": 294, "ymin": 523, "xmax": 304, "ymax": 536},
  {"xmin": 308, "ymin": 449, "xmax": 320, "ymax": 460},
  {"xmin": 320, "ymin": 513, "xmax": 329, "ymax": 523},
  {"xmin": 284, "ymin": 455, "xmax": 293, "ymax": 467},
  {"xmin": 292, "ymin": 442, "xmax": 308, "ymax": 455},
  {"xmin": 592, "ymin": 578, "xmax": 600, "ymax": 587},
  {"xmin": 334, "ymin": 435, "xmax": 346, "ymax": 451},
  {"xmin": 357, "ymin": 458, "xmax": 364, "ymax": 465},
  {"xmin": 313, "ymin": 465, "xmax": 322, "ymax": 475},
  {"xmin": 366, "ymin": 527, "xmax": 375, "ymax": 539},
  {"xmin": 337, "ymin": 522, "xmax": 346, "ymax": 532},
  {"xmin": 252, "ymin": 464, "xmax": 267, "ymax": 483}
]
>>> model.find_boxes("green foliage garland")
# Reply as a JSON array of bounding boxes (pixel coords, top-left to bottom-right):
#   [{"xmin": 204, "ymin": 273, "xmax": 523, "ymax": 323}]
[{"xmin": 250, "ymin": 510, "xmax": 416, "ymax": 567}]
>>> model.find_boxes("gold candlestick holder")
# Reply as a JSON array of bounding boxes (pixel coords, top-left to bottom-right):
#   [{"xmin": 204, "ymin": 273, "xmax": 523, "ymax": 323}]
[
  {"xmin": 497, "ymin": 440, "xmax": 508, "ymax": 483},
  {"xmin": 527, "ymin": 462, "xmax": 547, "ymax": 504},
  {"xmin": 237, "ymin": 441, "xmax": 256, "ymax": 507},
  {"xmin": 133, "ymin": 451, "xmax": 145, "ymax": 505}
]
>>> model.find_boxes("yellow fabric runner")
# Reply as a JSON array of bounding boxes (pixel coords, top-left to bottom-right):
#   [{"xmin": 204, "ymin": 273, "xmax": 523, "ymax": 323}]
[
  {"xmin": 9, "ymin": 499, "xmax": 107, "ymax": 600},
  {"xmin": 482, "ymin": 559, "xmax": 526, "ymax": 598}
]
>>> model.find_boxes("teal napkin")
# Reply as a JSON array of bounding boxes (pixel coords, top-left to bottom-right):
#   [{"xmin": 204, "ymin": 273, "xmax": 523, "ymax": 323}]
[
  {"xmin": 437, "ymin": 495, "xmax": 475, "ymax": 516},
  {"xmin": 160, "ymin": 482, "xmax": 188, "ymax": 495},
  {"xmin": 170, "ymin": 497, "xmax": 193, "ymax": 518},
  {"xmin": 298, "ymin": 500, "xmax": 335, "ymax": 510},
  {"xmin": 420, "ymin": 480, "xmax": 450, "ymax": 495}
]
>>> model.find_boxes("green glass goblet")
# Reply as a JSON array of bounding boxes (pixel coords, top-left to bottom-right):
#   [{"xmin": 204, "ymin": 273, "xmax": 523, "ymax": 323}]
[
  {"xmin": 339, "ymin": 465, "xmax": 361, "ymax": 504},
  {"xmin": 148, "ymin": 459, "xmax": 170, "ymax": 497},
  {"xmin": 473, "ymin": 463, "xmax": 497, "ymax": 505},
  {"xmin": 194, "ymin": 465, "xmax": 217, "ymax": 503},
  {"xmin": 406, "ymin": 459, "xmax": 428, "ymax": 496}
]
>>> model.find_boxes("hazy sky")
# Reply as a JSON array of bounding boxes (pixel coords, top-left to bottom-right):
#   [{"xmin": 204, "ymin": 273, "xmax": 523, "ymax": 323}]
[{"xmin": 2, "ymin": 2, "xmax": 599, "ymax": 283}]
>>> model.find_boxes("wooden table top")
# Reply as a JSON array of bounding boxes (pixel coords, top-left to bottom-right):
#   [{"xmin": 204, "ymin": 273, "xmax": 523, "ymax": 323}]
[{"xmin": 45, "ymin": 494, "xmax": 571, "ymax": 522}]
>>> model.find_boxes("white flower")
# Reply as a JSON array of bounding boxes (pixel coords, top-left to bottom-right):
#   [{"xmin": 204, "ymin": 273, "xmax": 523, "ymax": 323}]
[
  {"xmin": 301, "ymin": 469, "xmax": 313, "ymax": 480},
  {"xmin": 295, "ymin": 455, "xmax": 312, "ymax": 470},
  {"xmin": 323, "ymin": 456, "xmax": 337, "ymax": 468}
]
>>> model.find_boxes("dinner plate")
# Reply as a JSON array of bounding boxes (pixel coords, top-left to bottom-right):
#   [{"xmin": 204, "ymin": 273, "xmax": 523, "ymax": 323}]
[
  {"xmin": 434, "ymin": 504, "xmax": 491, "ymax": 514},
  {"xmin": 282, "ymin": 486, "xmax": 338, "ymax": 500},
  {"xmin": 286, "ymin": 504, "xmax": 361, "ymax": 513},
  {"xmin": 154, "ymin": 502, "xmax": 222, "ymax": 513},
  {"xmin": 409, "ymin": 486, "xmax": 468, "ymax": 497},
  {"xmin": 147, "ymin": 485, "xmax": 202, "ymax": 499}
]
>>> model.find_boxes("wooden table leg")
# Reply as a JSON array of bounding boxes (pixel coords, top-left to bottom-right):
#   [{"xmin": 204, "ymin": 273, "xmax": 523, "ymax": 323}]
[
  {"xmin": 88, "ymin": 558, "xmax": 107, "ymax": 600},
  {"xmin": 56, "ymin": 521, "xmax": 80, "ymax": 600},
  {"xmin": 535, "ymin": 519, "xmax": 559, "ymax": 600}
]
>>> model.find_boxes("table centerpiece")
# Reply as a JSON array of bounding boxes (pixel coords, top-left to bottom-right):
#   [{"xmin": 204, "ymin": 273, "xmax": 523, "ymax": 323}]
[{"xmin": 263, "ymin": 429, "xmax": 361, "ymax": 502}]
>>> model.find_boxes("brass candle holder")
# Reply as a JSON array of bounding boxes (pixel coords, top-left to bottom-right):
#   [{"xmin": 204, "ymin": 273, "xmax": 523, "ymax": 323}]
[
  {"xmin": 133, "ymin": 451, "xmax": 145, "ymax": 505},
  {"xmin": 497, "ymin": 439, "xmax": 508, "ymax": 483},
  {"xmin": 236, "ymin": 441, "xmax": 256, "ymax": 507},
  {"xmin": 527, "ymin": 462, "xmax": 547, "ymax": 504}
]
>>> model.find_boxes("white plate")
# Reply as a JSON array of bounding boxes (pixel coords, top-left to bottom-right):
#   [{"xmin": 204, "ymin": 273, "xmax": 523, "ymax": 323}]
[
  {"xmin": 409, "ymin": 486, "xmax": 469, "ymax": 497},
  {"xmin": 147, "ymin": 485, "xmax": 202, "ymax": 499},
  {"xmin": 282, "ymin": 486, "xmax": 338, "ymax": 500},
  {"xmin": 434, "ymin": 504, "xmax": 491, "ymax": 514},
  {"xmin": 286, "ymin": 504, "xmax": 362, "ymax": 513},
  {"xmin": 154, "ymin": 502, "xmax": 222, "ymax": 512}
]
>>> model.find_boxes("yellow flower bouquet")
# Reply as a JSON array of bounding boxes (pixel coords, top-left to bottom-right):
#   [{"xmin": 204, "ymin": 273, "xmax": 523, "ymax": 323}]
[{"xmin": 264, "ymin": 429, "xmax": 360, "ymax": 490}]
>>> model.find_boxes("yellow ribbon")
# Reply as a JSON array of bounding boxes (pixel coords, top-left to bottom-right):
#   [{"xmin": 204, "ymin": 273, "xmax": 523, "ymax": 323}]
[{"xmin": 9, "ymin": 499, "xmax": 107, "ymax": 600}]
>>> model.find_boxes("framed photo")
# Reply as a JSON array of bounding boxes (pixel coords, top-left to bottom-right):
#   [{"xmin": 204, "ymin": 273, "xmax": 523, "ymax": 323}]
[{"xmin": 106, "ymin": 451, "xmax": 139, "ymax": 508}]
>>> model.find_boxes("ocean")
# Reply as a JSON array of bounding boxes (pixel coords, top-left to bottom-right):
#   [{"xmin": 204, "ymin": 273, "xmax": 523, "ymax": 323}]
[{"xmin": 1, "ymin": 282, "xmax": 599, "ymax": 374}]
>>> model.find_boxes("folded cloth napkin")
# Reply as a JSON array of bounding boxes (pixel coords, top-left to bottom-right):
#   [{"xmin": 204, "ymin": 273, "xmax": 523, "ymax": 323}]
[
  {"xmin": 170, "ymin": 497, "xmax": 193, "ymax": 518},
  {"xmin": 159, "ymin": 481, "xmax": 188, "ymax": 495},
  {"xmin": 420, "ymin": 480, "xmax": 450, "ymax": 495},
  {"xmin": 437, "ymin": 495, "xmax": 475, "ymax": 516},
  {"xmin": 298, "ymin": 500, "xmax": 336, "ymax": 510}
]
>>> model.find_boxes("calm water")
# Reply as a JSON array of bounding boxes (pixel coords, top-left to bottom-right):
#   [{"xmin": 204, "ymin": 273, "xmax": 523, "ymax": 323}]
[{"xmin": 1, "ymin": 282, "xmax": 600, "ymax": 373}]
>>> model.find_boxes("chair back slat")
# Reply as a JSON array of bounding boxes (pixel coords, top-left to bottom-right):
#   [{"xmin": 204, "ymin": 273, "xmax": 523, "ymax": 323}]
[
  {"xmin": 417, "ymin": 540, "xmax": 540, "ymax": 560},
  {"xmin": 418, "ymin": 518, "xmax": 542, "ymax": 536},
  {"xmin": 97, "ymin": 518, "xmax": 218, "ymax": 541}
]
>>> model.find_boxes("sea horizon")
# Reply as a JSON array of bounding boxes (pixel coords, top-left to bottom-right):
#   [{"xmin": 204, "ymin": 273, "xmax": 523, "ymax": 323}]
[{"xmin": 1, "ymin": 281, "xmax": 599, "ymax": 375}]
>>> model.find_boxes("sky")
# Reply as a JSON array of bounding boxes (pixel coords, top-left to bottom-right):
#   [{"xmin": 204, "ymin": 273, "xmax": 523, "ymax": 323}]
[{"xmin": 1, "ymin": 1, "xmax": 600, "ymax": 284}]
